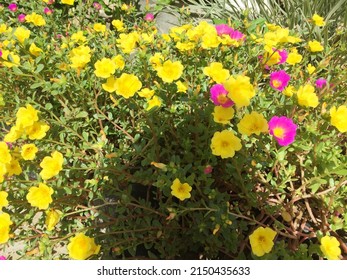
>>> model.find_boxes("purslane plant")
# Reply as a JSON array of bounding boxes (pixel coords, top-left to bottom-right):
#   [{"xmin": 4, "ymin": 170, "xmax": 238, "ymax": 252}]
[{"xmin": 0, "ymin": 0, "xmax": 346, "ymax": 260}]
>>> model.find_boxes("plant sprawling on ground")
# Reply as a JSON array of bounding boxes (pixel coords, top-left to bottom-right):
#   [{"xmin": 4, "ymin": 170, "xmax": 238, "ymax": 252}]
[{"xmin": 0, "ymin": 0, "xmax": 346, "ymax": 260}]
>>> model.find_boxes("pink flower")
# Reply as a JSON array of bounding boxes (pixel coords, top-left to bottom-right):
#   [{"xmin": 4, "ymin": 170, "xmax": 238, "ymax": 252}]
[
  {"xmin": 215, "ymin": 24, "xmax": 234, "ymax": 36},
  {"xmin": 44, "ymin": 7, "xmax": 53, "ymax": 15},
  {"xmin": 268, "ymin": 116, "xmax": 297, "ymax": 146},
  {"xmin": 315, "ymin": 78, "xmax": 327, "ymax": 89},
  {"xmin": 8, "ymin": 3, "xmax": 18, "ymax": 12},
  {"xmin": 93, "ymin": 2, "xmax": 102, "ymax": 10},
  {"xmin": 203, "ymin": 165, "xmax": 213, "ymax": 174},
  {"xmin": 210, "ymin": 84, "xmax": 234, "ymax": 107},
  {"xmin": 270, "ymin": 70, "xmax": 291, "ymax": 91},
  {"xmin": 0, "ymin": 256, "xmax": 6, "ymax": 260},
  {"xmin": 144, "ymin": 13, "xmax": 154, "ymax": 21},
  {"xmin": 277, "ymin": 49, "xmax": 288, "ymax": 64},
  {"xmin": 18, "ymin": 13, "xmax": 26, "ymax": 22},
  {"xmin": 0, "ymin": 49, "xmax": 2, "ymax": 57},
  {"xmin": 229, "ymin": 29, "xmax": 246, "ymax": 41}
]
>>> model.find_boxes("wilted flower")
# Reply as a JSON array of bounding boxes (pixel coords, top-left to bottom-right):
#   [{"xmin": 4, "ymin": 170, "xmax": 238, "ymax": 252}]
[
  {"xmin": 93, "ymin": 2, "xmax": 102, "ymax": 10},
  {"xmin": 18, "ymin": 14, "xmax": 26, "ymax": 22}
]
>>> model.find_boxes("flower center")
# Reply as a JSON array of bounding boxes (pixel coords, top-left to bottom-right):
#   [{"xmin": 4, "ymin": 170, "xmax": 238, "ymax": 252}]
[
  {"xmin": 273, "ymin": 127, "xmax": 285, "ymax": 138},
  {"xmin": 178, "ymin": 185, "xmax": 185, "ymax": 193},
  {"xmin": 217, "ymin": 94, "xmax": 228, "ymax": 104},
  {"xmin": 272, "ymin": 79, "xmax": 282, "ymax": 88},
  {"xmin": 258, "ymin": 236, "xmax": 266, "ymax": 244},
  {"xmin": 221, "ymin": 141, "xmax": 229, "ymax": 148}
]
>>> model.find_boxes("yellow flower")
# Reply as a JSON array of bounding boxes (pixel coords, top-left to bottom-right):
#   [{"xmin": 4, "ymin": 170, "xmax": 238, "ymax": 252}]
[
  {"xmin": 21, "ymin": 144, "xmax": 38, "ymax": 160},
  {"xmin": 26, "ymin": 183, "xmax": 54, "ymax": 210},
  {"xmin": 201, "ymin": 32, "xmax": 220, "ymax": 49},
  {"xmin": 170, "ymin": 178, "xmax": 192, "ymax": 201},
  {"xmin": 1, "ymin": 50, "xmax": 20, "ymax": 68},
  {"xmin": 0, "ymin": 142, "xmax": 12, "ymax": 164},
  {"xmin": 26, "ymin": 121, "xmax": 50, "ymax": 140},
  {"xmin": 69, "ymin": 45, "xmax": 91, "ymax": 69},
  {"xmin": 0, "ymin": 191, "xmax": 9, "ymax": 210},
  {"xmin": 212, "ymin": 106, "xmax": 235, "ymax": 124},
  {"xmin": 138, "ymin": 88, "xmax": 155, "ymax": 99},
  {"xmin": 320, "ymin": 236, "xmax": 341, "ymax": 260},
  {"xmin": 39, "ymin": 151, "xmax": 64, "ymax": 180},
  {"xmin": 45, "ymin": 209, "xmax": 61, "ymax": 231},
  {"xmin": 102, "ymin": 76, "xmax": 117, "ymax": 93},
  {"xmin": 262, "ymin": 48, "xmax": 280, "ymax": 67},
  {"xmin": 71, "ymin": 31, "xmax": 86, "ymax": 43},
  {"xmin": 112, "ymin": 20, "xmax": 125, "ymax": 32},
  {"xmin": 146, "ymin": 96, "xmax": 161, "ymax": 111},
  {"xmin": 16, "ymin": 104, "xmax": 39, "ymax": 129},
  {"xmin": 156, "ymin": 60, "xmax": 184, "ymax": 83},
  {"xmin": 223, "ymin": 75, "xmax": 256, "ymax": 107},
  {"xmin": 237, "ymin": 111, "xmax": 268, "ymax": 136},
  {"xmin": 112, "ymin": 54, "xmax": 125, "ymax": 70},
  {"xmin": 61, "ymin": 0, "xmax": 74, "ymax": 5},
  {"xmin": 210, "ymin": 130, "xmax": 242, "ymax": 159},
  {"xmin": 176, "ymin": 41, "xmax": 195, "ymax": 52},
  {"xmin": 6, "ymin": 158, "xmax": 22, "ymax": 176},
  {"xmin": 312, "ymin": 14, "xmax": 325, "ymax": 27},
  {"xmin": 149, "ymin": 53, "xmax": 164, "ymax": 70},
  {"xmin": 249, "ymin": 227, "xmax": 277, "ymax": 257},
  {"xmin": 286, "ymin": 49, "xmax": 302, "ymax": 65},
  {"xmin": 175, "ymin": 81, "xmax": 188, "ymax": 93},
  {"xmin": 330, "ymin": 105, "xmax": 347, "ymax": 133},
  {"xmin": 94, "ymin": 58, "xmax": 116, "ymax": 79},
  {"xmin": 29, "ymin": 43, "xmax": 43, "ymax": 57},
  {"xmin": 114, "ymin": 73, "xmax": 142, "ymax": 99},
  {"xmin": 203, "ymin": 62, "xmax": 230, "ymax": 84},
  {"xmin": 25, "ymin": 13, "xmax": 46, "ymax": 26},
  {"xmin": 68, "ymin": 233, "xmax": 101, "ymax": 260},
  {"xmin": 308, "ymin": 40, "xmax": 324, "ymax": 52},
  {"xmin": 0, "ymin": 213, "xmax": 13, "ymax": 244},
  {"xmin": 14, "ymin": 27, "xmax": 30, "ymax": 43},
  {"xmin": 93, "ymin": 23, "xmax": 106, "ymax": 34},
  {"xmin": 0, "ymin": 163, "xmax": 7, "ymax": 183},
  {"xmin": 283, "ymin": 85, "xmax": 295, "ymax": 97},
  {"xmin": 117, "ymin": 32, "xmax": 139, "ymax": 54},
  {"xmin": 307, "ymin": 63, "xmax": 316, "ymax": 75},
  {"xmin": 297, "ymin": 84, "xmax": 319, "ymax": 108}
]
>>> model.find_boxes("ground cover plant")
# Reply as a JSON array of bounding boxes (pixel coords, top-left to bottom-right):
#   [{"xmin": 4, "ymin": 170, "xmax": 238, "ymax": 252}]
[{"xmin": 0, "ymin": 0, "xmax": 346, "ymax": 260}]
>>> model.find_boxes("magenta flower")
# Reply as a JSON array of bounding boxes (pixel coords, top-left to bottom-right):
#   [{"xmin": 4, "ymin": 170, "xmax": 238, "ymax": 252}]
[
  {"xmin": 215, "ymin": 24, "xmax": 234, "ymax": 36},
  {"xmin": 144, "ymin": 13, "xmax": 154, "ymax": 22},
  {"xmin": 210, "ymin": 84, "xmax": 234, "ymax": 107},
  {"xmin": 268, "ymin": 116, "xmax": 297, "ymax": 146},
  {"xmin": 270, "ymin": 70, "xmax": 291, "ymax": 91},
  {"xmin": 315, "ymin": 78, "xmax": 327, "ymax": 89},
  {"xmin": 44, "ymin": 7, "xmax": 53, "ymax": 15},
  {"xmin": 203, "ymin": 165, "xmax": 213, "ymax": 174},
  {"xmin": 18, "ymin": 13, "xmax": 26, "ymax": 22},
  {"xmin": 93, "ymin": 2, "xmax": 102, "ymax": 10},
  {"xmin": 277, "ymin": 49, "xmax": 288, "ymax": 64},
  {"xmin": 0, "ymin": 49, "xmax": 2, "ymax": 57},
  {"xmin": 0, "ymin": 256, "xmax": 6, "ymax": 260},
  {"xmin": 8, "ymin": 3, "xmax": 17, "ymax": 12},
  {"xmin": 229, "ymin": 29, "xmax": 246, "ymax": 41}
]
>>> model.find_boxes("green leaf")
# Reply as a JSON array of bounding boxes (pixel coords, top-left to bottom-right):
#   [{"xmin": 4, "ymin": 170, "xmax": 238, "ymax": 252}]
[
  {"xmin": 75, "ymin": 111, "xmax": 88, "ymax": 118},
  {"xmin": 35, "ymin": 64, "xmax": 44, "ymax": 73}
]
